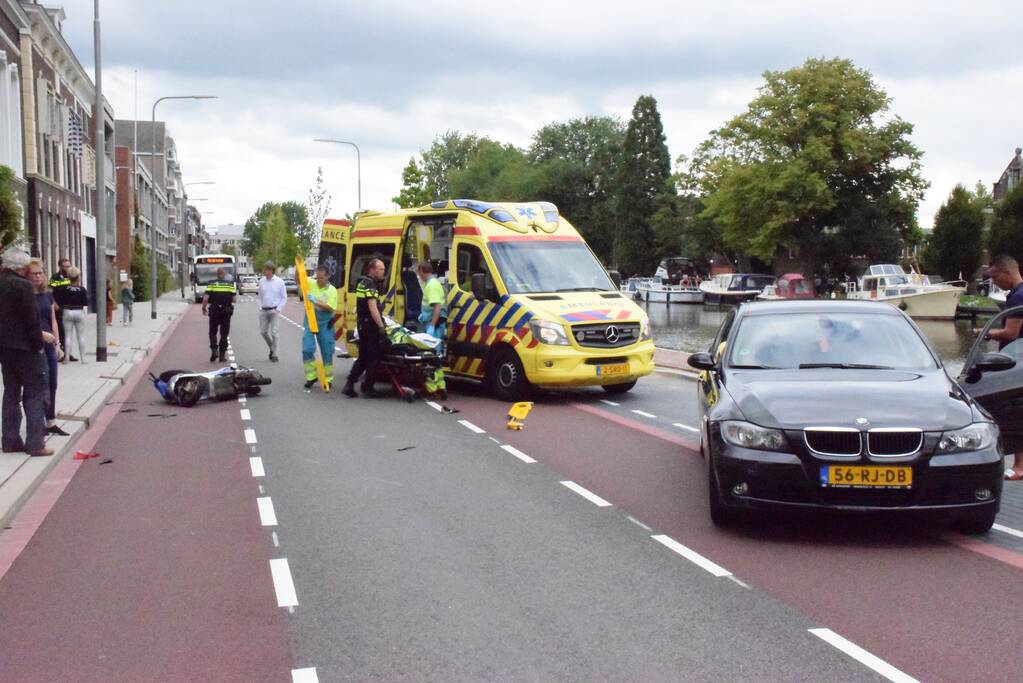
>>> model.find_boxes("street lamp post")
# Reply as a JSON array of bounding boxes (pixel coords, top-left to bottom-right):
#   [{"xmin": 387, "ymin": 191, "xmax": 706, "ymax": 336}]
[
  {"xmin": 93, "ymin": 0, "xmax": 108, "ymax": 361},
  {"xmin": 180, "ymin": 181, "xmax": 215, "ymax": 298},
  {"xmin": 313, "ymin": 138, "xmax": 361, "ymax": 210},
  {"xmin": 150, "ymin": 95, "xmax": 216, "ymax": 319}
]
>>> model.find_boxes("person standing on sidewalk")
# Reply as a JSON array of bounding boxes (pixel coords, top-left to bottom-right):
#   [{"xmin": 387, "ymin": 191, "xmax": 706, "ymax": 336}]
[
  {"xmin": 120, "ymin": 278, "xmax": 134, "ymax": 325},
  {"xmin": 257, "ymin": 261, "xmax": 286, "ymax": 362},
  {"xmin": 105, "ymin": 279, "xmax": 115, "ymax": 326},
  {"xmin": 342, "ymin": 258, "xmax": 386, "ymax": 398},
  {"xmin": 301, "ymin": 265, "xmax": 337, "ymax": 389},
  {"xmin": 202, "ymin": 267, "xmax": 236, "ymax": 362},
  {"xmin": 27, "ymin": 260, "xmax": 68, "ymax": 436},
  {"xmin": 49, "ymin": 257, "xmax": 71, "ymax": 359},
  {"xmin": 61, "ymin": 268, "xmax": 89, "ymax": 364},
  {"xmin": 0, "ymin": 246, "xmax": 53, "ymax": 457}
]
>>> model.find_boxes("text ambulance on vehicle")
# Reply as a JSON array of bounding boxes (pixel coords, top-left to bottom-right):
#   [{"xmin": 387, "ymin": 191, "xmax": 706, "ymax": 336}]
[{"xmin": 320, "ymin": 200, "xmax": 655, "ymax": 400}]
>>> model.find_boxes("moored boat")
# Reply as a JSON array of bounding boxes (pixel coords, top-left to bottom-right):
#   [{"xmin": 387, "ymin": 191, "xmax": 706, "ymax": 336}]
[
  {"xmin": 845, "ymin": 264, "xmax": 965, "ymax": 320},
  {"xmin": 757, "ymin": 272, "xmax": 815, "ymax": 300},
  {"xmin": 700, "ymin": 273, "xmax": 776, "ymax": 306},
  {"xmin": 636, "ymin": 278, "xmax": 704, "ymax": 304}
]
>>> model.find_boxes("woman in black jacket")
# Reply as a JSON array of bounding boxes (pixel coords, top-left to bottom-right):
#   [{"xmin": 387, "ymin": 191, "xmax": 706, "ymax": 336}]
[{"xmin": 61, "ymin": 268, "xmax": 89, "ymax": 363}]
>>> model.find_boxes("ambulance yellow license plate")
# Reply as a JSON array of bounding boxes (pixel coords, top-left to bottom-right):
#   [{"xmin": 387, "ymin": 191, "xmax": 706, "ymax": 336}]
[
  {"xmin": 821, "ymin": 465, "xmax": 912, "ymax": 488},
  {"xmin": 596, "ymin": 363, "xmax": 629, "ymax": 377}
]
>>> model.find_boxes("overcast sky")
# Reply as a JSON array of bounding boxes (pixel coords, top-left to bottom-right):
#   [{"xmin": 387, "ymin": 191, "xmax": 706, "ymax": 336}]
[{"xmin": 62, "ymin": 0, "xmax": 1023, "ymax": 236}]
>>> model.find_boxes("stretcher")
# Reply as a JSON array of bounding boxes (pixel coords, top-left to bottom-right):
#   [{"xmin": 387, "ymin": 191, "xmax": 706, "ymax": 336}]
[{"xmin": 375, "ymin": 317, "xmax": 445, "ymax": 402}]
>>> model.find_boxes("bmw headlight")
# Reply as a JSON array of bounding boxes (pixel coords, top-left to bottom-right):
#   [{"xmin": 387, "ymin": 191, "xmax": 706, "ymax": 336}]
[
  {"xmin": 720, "ymin": 421, "xmax": 787, "ymax": 451},
  {"xmin": 936, "ymin": 423, "xmax": 997, "ymax": 454},
  {"xmin": 640, "ymin": 317, "xmax": 652, "ymax": 341},
  {"xmin": 529, "ymin": 319, "xmax": 570, "ymax": 346}
]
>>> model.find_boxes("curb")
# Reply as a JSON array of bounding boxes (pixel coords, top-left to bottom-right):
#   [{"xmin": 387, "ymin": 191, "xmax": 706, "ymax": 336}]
[{"xmin": 0, "ymin": 308, "xmax": 189, "ymax": 531}]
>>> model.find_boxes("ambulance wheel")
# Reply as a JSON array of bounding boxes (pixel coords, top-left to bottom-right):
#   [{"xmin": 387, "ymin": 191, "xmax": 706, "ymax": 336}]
[
  {"xmin": 488, "ymin": 348, "xmax": 528, "ymax": 401},
  {"xmin": 602, "ymin": 380, "xmax": 637, "ymax": 395}
]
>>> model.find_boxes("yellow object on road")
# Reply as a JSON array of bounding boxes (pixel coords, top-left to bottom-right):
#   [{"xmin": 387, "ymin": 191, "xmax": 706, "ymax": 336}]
[
  {"xmin": 506, "ymin": 401, "xmax": 534, "ymax": 430},
  {"xmin": 296, "ymin": 256, "xmax": 330, "ymax": 392}
]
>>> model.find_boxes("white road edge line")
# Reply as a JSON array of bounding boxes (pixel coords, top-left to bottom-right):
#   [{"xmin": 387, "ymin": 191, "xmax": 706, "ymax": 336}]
[
  {"xmin": 240, "ymin": 409, "xmax": 251, "ymax": 421},
  {"xmin": 993, "ymin": 523, "xmax": 1023, "ymax": 539},
  {"xmin": 291, "ymin": 668, "xmax": 319, "ymax": 683},
  {"xmin": 501, "ymin": 444, "xmax": 536, "ymax": 464},
  {"xmin": 249, "ymin": 457, "xmax": 265, "ymax": 477},
  {"xmin": 244, "ymin": 428, "xmax": 257, "ymax": 444},
  {"xmin": 650, "ymin": 534, "xmax": 732, "ymax": 577},
  {"xmin": 257, "ymin": 497, "xmax": 278, "ymax": 526},
  {"xmin": 560, "ymin": 480, "xmax": 612, "ymax": 507},
  {"xmin": 269, "ymin": 558, "xmax": 299, "ymax": 607},
  {"xmin": 809, "ymin": 628, "xmax": 918, "ymax": 683},
  {"xmin": 672, "ymin": 422, "xmax": 700, "ymax": 433},
  {"xmin": 458, "ymin": 419, "xmax": 486, "ymax": 434},
  {"xmin": 600, "ymin": 399, "xmax": 619, "ymax": 406},
  {"xmin": 425, "ymin": 400, "xmax": 443, "ymax": 412},
  {"xmin": 632, "ymin": 409, "xmax": 657, "ymax": 419}
]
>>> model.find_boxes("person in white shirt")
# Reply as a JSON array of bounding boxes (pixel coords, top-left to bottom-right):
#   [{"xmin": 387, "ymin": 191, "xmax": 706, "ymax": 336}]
[{"xmin": 257, "ymin": 261, "xmax": 288, "ymax": 362}]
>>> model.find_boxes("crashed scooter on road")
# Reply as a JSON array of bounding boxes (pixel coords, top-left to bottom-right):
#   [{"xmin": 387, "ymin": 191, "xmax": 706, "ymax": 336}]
[{"xmin": 150, "ymin": 366, "xmax": 272, "ymax": 407}]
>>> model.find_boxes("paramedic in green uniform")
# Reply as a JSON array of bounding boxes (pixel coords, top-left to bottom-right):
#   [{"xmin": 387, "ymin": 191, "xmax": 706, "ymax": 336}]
[
  {"xmin": 342, "ymin": 258, "xmax": 386, "ymax": 398},
  {"xmin": 201, "ymin": 268, "xmax": 236, "ymax": 362},
  {"xmin": 416, "ymin": 261, "xmax": 447, "ymax": 399},
  {"xmin": 302, "ymin": 265, "xmax": 338, "ymax": 390}
]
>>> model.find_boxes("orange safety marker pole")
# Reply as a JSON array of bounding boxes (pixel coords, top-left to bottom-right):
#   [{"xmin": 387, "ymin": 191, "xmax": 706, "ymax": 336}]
[{"xmin": 296, "ymin": 257, "xmax": 330, "ymax": 392}]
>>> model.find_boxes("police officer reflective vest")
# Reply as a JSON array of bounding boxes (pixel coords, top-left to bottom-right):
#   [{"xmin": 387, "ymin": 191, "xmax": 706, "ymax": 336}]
[{"xmin": 205, "ymin": 280, "xmax": 236, "ymax": 314}]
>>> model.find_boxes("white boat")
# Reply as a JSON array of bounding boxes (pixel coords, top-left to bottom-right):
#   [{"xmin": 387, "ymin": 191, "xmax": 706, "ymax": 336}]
[
  {"xmin": 700, "ymin": 273, "xmax": 776, "ymax": 306},
  {"xmin": 988, "ymin": 281, "xmax": 1006, "ymax": 306},
  {"xmin": 845, "ymin": 264, "xmax": 965, "ymax": 320},
  {"xmin": 635, "ymin": 277, "xmax": 703, "ymax": 304}
]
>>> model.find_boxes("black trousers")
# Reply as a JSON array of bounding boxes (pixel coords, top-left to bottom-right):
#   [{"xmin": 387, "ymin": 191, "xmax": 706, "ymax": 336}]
[
  {"xmin": 208, "ymin": 310, "xmax": 232, "ymax": 355},
  {"xmin": 54, "ymin": 306, "xmax": 65, "ymax": 353},
  {"xmin": 347, "ymin": 327, "xmax": 382, "ymax": 389}
]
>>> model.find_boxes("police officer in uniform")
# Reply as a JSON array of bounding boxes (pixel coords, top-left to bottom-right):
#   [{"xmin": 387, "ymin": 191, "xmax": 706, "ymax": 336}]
[
  {"xmin": 49, "ymin": 257, "xmax": 71, "ymax": 358},
  {"xmin": 342, "ymin": 258, "xmax": 387, "ymax": 398},
  {"xmin": 201, "ymin": 267, "xmax": 236, "ymax": 362}
]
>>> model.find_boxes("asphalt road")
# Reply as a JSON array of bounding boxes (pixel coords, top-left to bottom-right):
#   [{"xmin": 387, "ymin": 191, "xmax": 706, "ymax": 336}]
[{"xmin": 1, "ymin": 296, "xmax": 1022, "ymax": 682}]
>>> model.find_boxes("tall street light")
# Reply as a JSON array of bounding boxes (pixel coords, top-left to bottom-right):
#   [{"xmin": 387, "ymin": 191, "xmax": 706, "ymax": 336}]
[
  {"xmin": 180, "ymin": 180, "xmax": 215, "ymax": 298},
  {"xmin": 93, "ymin": 0, "xmax": 108, "ymax": 361},
  {"xmin": 150, "ymin": 96, "xmax": 216, "ymax": 319},
  {"xmin": 313, "ymin": 138, "xmax": 361, "ymax": 210}
]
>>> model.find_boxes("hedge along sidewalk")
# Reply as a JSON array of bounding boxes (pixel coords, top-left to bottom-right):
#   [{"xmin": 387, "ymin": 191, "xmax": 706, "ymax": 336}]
[{"xmin": 0, "ymin": 292, "xmax": 191, "ymax": 528}]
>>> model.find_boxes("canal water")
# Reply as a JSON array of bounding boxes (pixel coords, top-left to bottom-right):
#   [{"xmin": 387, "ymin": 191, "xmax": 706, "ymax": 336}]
[{"xmin": 644, "ymin": 301, "xmax": 983, "ymax": 371}]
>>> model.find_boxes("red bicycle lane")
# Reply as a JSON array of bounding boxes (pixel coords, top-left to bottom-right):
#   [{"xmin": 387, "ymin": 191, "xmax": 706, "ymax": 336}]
[{"xmin": 0, "ymin": 306, "xmax": 291, "ymax": 682}]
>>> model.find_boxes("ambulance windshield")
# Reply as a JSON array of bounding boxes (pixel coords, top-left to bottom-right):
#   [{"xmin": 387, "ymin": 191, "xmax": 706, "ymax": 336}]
[{"xmin": 489, "ymin": 241, "xmax": 615, "ymax": 294}]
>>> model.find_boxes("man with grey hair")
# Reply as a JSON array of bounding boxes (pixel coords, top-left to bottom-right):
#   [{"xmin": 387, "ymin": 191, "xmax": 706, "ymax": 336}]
[
  {"xmin": 257, "ymin": 260, "xmax": 286, "ymax": 362},
  {"xmin": 0, "ymin": 245, "xmax": 53, "ymax": 456}
]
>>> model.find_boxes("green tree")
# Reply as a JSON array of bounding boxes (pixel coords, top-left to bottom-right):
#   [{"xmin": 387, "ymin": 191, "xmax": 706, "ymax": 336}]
[
  {"xmin": 306, "ymin": 166, "xmax": 332, "ymax": 245},
  {"xmin": 529, "ymin": 116, "xmax": 625, "ymax": 263},
  {"xmin": 447, "ymin": 140, "xmax": 545, "ymax": 201},
  {"xmin": 130, "ymin": 234, "xmax": 152, "ymax": 302},
  {"xmin": 242, "ymin": 201, "xmax": 313, "ymax": 258},
  {"xmin": 253, "ymin": 206, "xmax": 299, "ymax": 269},
  {"xmin": 0, "ymin": 164, "xmax": 23, "ymax": 248},
  {"xmin": 221, "ymin": 243, "xmax": 237, "ymax": 257},
  {"xmin": 393, "ymin": 131, "xmax": 487, "ymax": 207},
  {"xmin": 921, "ymin": 184, "xmax": 987, "ymax": 281},
  {"xmin": 690, "ymin": 58, "xmax": 928, "ymax": 275},
  {"xmin": 615, "ymin": 95, "xmax": 673, "ymax": 275},
  {"xmin": 988, "ymin": 181, "xmax": 1023, "ymax": 264}
]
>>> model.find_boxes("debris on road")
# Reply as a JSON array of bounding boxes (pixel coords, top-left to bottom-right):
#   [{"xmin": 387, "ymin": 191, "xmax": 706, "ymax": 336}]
[{"xmin": 507, "ymin": 402, "xmax": 534, "ymax": 430}]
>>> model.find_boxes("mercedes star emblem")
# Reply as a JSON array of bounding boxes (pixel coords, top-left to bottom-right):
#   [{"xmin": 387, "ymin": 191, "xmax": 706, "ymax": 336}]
[{"xmin": 604, "ymin": 325, "xmax": 620, "ymax": 344}]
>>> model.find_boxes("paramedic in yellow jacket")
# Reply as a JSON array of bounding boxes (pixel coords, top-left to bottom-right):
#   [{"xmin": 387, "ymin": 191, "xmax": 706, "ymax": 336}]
[
  {"xmin": 302, "ymin": 265, "xmax": 338, "ymax": 389},
  {"xmin": 416, "ymin": 260, "xmax": 447, "ymax": 399}
]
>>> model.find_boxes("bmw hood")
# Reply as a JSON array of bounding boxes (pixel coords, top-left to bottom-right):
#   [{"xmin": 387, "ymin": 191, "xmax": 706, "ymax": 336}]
[{"xmin": 726, "ymin": 369, "xmax": 974, "ymax": 431}]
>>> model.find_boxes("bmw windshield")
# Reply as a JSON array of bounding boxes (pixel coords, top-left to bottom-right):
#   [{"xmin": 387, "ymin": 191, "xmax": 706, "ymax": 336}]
[{"xmin": 488, "ymin": 241, "xmax": 615, "ymax": 294}]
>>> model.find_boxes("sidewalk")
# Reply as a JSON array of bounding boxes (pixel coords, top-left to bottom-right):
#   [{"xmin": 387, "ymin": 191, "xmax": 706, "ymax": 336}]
[
  {"xmin": 654, "ymin": 346, "xmax": 697, "ymax": 378},
  {"xmin": 0, "ymin": 293, "xmax": 191, "ymax": 527}
]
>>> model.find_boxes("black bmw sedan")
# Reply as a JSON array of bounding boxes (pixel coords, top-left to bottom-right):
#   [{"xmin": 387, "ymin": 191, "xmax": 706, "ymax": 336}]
[{"xmin": 688, "ymin": 300, "xmax": 1013, "ymax": 533}]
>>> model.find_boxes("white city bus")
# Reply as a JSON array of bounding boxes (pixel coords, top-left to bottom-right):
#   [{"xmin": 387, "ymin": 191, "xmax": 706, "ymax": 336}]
[{"xmin": 192, "ymin": 253, "xmax": 237, "ymax": 303}]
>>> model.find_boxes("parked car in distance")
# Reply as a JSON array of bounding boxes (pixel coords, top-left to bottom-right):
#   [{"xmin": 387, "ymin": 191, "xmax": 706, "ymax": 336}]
[
  {"xmin": 689, "ymin": 299, "xmax": 1011, "ymax": 533},
  {"xmin": 282, "ymin": 278, "xmax": 299, "ymax": 297},
  {"xmin": 238, "ymin": 276, "xmax": 260, "ymax": 294}
]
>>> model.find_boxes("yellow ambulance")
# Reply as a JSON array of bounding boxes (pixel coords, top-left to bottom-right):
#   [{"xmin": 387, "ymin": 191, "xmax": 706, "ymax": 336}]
[{"xmin": 337, "ymin": 200, "xmax": 655, "ymax": 400}]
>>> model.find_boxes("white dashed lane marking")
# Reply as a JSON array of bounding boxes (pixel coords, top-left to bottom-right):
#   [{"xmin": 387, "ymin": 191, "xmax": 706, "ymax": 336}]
[
  {"xmin": 632, "ymin": 410, "xmax": 657, "ymax": 419},
  {"xmin": 561, "ymin": 481, "xmax": 612, "ymax": 507},
  {"xmin": 673, "ymin": 422, "xmax": 700, "ymax": 433},
  {"xmin": 292, "ymin": 668, "xmax": 319, "ymax": 683},
  {"xmin": 651, "ymin": 534, "xmax": 732, "ymax": 577},
  {"xmin": 501, "ymin": 444, "xmax": 536, "ymax": 464},
  {"xmin": 240, "ymin": 409, "xmax": 251, "ymax": 421},
  {"xmin": 269, "ymin": 558, "xmax": 299, "ymax": 607},
  {"xmin": 600, "ymin": 399, "xmax": 619, "ymax": 406},
  {"xmin": 993, "ymin": 523, "xmax": 1023, "ymax": 539},
  {"xmin": 244, "ymin": 429, "xmax": 257, "ymax": 444},
  {"xmin": 257, "ymin": 497, "xmax": 278, "ymax": 526},
  {"xmin": 458, "ymin": 419, "xmax": 486, "ymax": 434},
  {"xmin": 809, "ymin": 628, "xmax": 918, "ymax": 683},
  {"xmin": 249, "ymin": 457, "xmax": 265, "ymax": 477}
]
